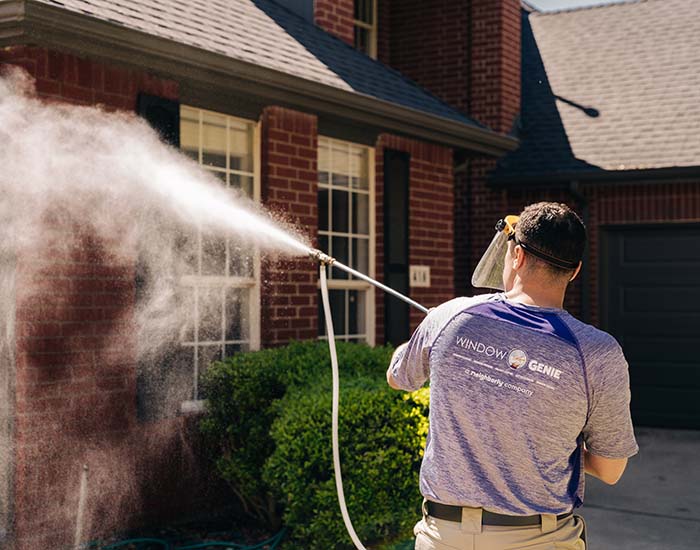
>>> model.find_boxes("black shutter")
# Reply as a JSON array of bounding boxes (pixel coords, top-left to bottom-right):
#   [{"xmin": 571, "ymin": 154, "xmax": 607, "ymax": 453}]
[
  {"xmin": 383, "ymin": 149, "xmax": 411, "ymax": 346},
  {"xmin": 137, "ymin": 93, "xmax": 180, "ymax": 148},
  {"xmin": 135, "ymin": 94, "xmax": 182, "ymax": 421}
]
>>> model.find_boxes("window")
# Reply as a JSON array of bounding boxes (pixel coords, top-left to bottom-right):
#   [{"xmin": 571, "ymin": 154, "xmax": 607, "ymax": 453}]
[
  {"xmin": 318, "ymin": 137, "xmax": 375, "ymax": 344},
  {"xmin": 178, "ymin": 106, "xmax": 261, "ymax": 404},
  {"xmin": 354, "ymin": 0, "xmax": 378, "ymax": 58}
]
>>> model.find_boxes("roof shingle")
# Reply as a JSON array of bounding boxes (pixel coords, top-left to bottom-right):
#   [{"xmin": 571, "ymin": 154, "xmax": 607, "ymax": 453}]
[
  {"xmin": 36, "ymin": 0, "xmax": 483, "ymax": 129},
  {"xmin": 496, "ymin": 0, "xmax": 700, "ymax": 180}
]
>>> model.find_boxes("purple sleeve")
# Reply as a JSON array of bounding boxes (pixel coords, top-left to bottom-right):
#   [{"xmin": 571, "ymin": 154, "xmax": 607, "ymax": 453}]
[
  {"xmin": 582, "ymin": 338, "xmax": 639, "ymax": 458},
  {"xmin": 387, "ymin": 295, "xmax": 494, "ymax": 391},
  {"xmin": 388, "ymin": 324, "xmax": 432, "ymax": 391}
]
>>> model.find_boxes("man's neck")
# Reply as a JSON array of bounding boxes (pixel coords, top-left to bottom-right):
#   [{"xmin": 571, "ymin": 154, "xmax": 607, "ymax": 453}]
[{"xmin": 504, "ymin": 280, "xmax": 567, "ymax": 309}]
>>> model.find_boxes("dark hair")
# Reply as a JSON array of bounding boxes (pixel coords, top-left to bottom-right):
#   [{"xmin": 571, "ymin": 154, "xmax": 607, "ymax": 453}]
[{"xmin": 515, "ymin": 202, "xmax": 586, "ymax": 276}]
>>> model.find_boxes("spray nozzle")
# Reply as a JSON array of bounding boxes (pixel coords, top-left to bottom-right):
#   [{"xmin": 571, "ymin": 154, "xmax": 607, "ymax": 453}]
[{"xmin": 308, "ymin": 248, "xmax": 336, "ymax": 265}]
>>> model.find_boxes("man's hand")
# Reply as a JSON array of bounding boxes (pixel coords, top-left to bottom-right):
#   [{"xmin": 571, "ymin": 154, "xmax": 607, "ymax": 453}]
[{"xmin": 584, "ymin": 448, "xmax": 628, "ymax": 485}]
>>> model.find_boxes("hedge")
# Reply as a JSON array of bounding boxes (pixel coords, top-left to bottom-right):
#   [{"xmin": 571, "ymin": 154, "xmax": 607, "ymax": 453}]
[{"xmin": 200, "ymin": 340, "xmax": 429, "ymax": 549}]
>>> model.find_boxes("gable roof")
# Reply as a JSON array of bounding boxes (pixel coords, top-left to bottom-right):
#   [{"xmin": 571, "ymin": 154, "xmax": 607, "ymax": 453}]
[
  {"xmin": 496, "ymin": 0, "xmax": 700, "ymax": 182},
  {"xmin": 1, "ymin": 0, "xmax": 517, "ymax": 154}
]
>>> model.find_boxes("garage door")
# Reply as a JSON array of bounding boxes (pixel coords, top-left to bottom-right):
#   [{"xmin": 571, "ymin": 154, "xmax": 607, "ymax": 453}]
[{"xmin": 600, "ymin": 224, "xmax": 700, "ymax": 429}]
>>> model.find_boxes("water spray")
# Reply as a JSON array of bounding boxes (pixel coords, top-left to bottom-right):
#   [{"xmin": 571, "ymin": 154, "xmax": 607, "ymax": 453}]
[
  {"xmin": 311, "ymin": 247, "xmax": 427, "ymax": 550},
  {"xmin": 74, "ymin": 464, "xmax": 89, "ymax": 550}
]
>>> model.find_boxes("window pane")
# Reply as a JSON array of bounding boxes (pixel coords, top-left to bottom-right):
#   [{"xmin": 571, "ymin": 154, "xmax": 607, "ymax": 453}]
[
  {"xmin": 197, "ymin": 344, "xmax": 223, "ymax": 399},
  {"xmin": 355, "ymin": 0, "xmax": 373, "ymax": 23},
  {"xmin": 348, "ymin": 289, "xmax": 367, "ymax": 336},
  {"xmin": 181, "ymin": 105, "xmax": 198, "ymax": 120},
  {"xmin": 203, "ymin": 111, "xmax": 226, "ymax": 127},
  {"xmin": 354, "ymin": 26, "xmax": 370, "ymax": 55},
  {"xmin": 176, "ymin": 232, "xmax": 198, "ymax": 275},
  {"xmin": 331, "ymin": 236, "xmax": 349, "ymax": 279},
  {"xmin": 180, "ymin": 118, "xmax": 199, "ymax": 160},
  {"xmin": 332, "ymin": 189, "xmax": 349, "ymax": 232},
  {"xmin": 225, "ymin": 288, "xmax": 247, "ymax": 340},
  {"xmin": 331, "ymin": 145, "xmax": 349, "ymax": 187},
  {"xmin": 330, "ymin": 289, "xmax": 345, "ymax": 335},
  {"xmin": 166, "ymin": 346, "xmax": 196, "ymax": 405},
  {"xmin": 225, "ymin": 343, "xmax": 246, "ymax": 357},
  {"xmin": 208, "ymin": 169, "xmax": 227, "ymax": 184},
  {"xmin": 352, "ymin": 193, "xmax": 369, "ymax": 234},
  {"xmin": 318, "ymin": 234, "xmax": 329, "ymax": 258},
  {"xmin": 229, "ymin": 126, "xmax": 253, "ymax": 173},
  {"xmin": 318, "ymin": 290, "xmax": 325, "ymax": 336},
  {"xmin": 201, "ymin": 235, "xmax": 226, "ymax": 276},
  {"xmin": 318, "ymin": 188, "xmax": 329, "ymax": 231},
  {"xmin": 202, "ymin": 115, "xmax": 227, "ymax": 168},
  {"xmin": 180, "ymin": 286, "xmax": 196, "ymax": 343},
  {"xmin": 352, "ymin": 238, "xmax": 369, "ymax": 274},
  {"xmin": 319, "ymin": 143, "xmax": 330, "ymax": 173},
  {"xmin": 228, "ymin": 240, "xmax": 254, "ymax": 278},
  {"xmin": 197, "ymin": 287, "xmax": 223, "ymax": 342},
  {"xmin": 318, "ymin": 287, "xmax": 346, "ymax": 337},
  {"xmin": 230, "ymin": 174, "xmax": 254, "ymax": 197},
  {"xmin": 350, "ymin": 148, "xmax": 369, "ymax": 189}
]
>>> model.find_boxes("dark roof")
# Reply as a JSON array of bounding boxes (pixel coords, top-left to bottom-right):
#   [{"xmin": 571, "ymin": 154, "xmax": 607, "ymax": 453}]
[
  {"xmin": 496, "ymin": 0, "xmax": 700, "ymax": 182},
  {"xmin": 34, "ymin": 0, "xmax": 484, "ymax": 130}
]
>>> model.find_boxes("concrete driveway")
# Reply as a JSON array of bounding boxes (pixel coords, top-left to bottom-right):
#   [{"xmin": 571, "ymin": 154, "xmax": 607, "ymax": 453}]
[{"xmin": 579, "ymin": 427, "xmax": 700, "ymax": 550}]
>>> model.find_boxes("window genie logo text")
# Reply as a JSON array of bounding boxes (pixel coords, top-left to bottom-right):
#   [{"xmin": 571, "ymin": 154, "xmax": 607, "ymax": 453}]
[{"xmin": 455, "ymin": 337, "xmax": 508, "ymax": 359}]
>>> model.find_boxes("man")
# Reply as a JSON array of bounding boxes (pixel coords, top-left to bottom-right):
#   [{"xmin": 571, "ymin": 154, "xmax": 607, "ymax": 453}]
[{"xmin": 387, "ymin": 202, "xmax": 637, "ymax": 550}]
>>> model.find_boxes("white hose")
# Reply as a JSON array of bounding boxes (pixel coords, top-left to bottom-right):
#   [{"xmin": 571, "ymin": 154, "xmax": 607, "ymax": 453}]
[{"xmin": 319, "ymin": 264, "xmax": 369, "ymax": 550}]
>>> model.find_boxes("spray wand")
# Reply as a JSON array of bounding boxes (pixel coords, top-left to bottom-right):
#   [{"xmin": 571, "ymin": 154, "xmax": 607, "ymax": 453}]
[
  {"xmin": 310, "ymin": 247, "xmax": 427, "ymax": 550},
  {"xmin": 308, "ymin": 248, "xmax": 429, "ymax": 314}
]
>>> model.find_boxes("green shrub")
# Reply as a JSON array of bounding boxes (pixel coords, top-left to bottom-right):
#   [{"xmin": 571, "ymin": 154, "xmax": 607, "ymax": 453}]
[{"xmin": 200, "ymin": 341, "xmax": 429, "ymax": 548}]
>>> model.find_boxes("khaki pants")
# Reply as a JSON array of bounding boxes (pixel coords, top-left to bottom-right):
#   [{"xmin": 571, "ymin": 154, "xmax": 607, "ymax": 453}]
[{"xmin": 414, "ymin": 504, "xmax": 587, "ymax": 550}]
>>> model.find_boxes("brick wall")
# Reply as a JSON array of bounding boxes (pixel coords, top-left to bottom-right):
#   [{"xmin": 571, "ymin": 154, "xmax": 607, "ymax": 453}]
[
  {"xmin": 387, "ymin": 0, "xmax": 471, "ymax": 113},
  {"xmin": 375, "ymin": 135, "xmax": 455, "ymax": 342},
  {"xmin": 456, "ymin": 0, "xmax": 521, "ymax": 291},
  {"xmin": 0, "ymin": 46, "xmax": 221, "ymax": 549},
  {"xmin": 0, "ymin": 46, "xmax": 177, "ymax": 107},
  {"xmin": 314, "ymin": 0, "xmax": 354, "ymax": 46},
  {"xmin": 470, "ymin": 0, "xmax": 521, "ymax": 134},
  {"xmin": 260, "ymin": 106, "xmax": 319, "ymax": 346},
  {"xmin": 385, "ymin": 0, "xmax": 520, "ymax": 133}
]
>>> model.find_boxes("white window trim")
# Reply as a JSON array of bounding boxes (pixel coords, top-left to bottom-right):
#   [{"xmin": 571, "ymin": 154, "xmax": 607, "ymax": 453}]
[
  {"xmin": 354, "ymin": 0, "xmax": 378, "ymax": 59},
  {"xmin": 179, "ymin": 108, "xmax": 261, "ymax": 411},
  {"xmin": 318, "ymin": 137, "xmax": 376, "ymax": 346}
]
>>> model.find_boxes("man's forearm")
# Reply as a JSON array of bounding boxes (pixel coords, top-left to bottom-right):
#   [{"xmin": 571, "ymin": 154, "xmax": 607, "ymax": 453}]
[{"xmin": 583, "ymin": 448, "xmax": 628, "ymax": 485}]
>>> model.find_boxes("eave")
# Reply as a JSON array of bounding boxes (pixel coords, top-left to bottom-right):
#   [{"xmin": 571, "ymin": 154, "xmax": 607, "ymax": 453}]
[{"xmin": 490, "ymin": 165, "xmax": 700, "ymax": 188}]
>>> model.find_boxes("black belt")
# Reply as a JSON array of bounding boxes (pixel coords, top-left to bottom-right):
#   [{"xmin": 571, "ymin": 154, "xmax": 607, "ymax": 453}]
[{"xmin": 426, "ymin": 501, "xmax": 573, "ymax": 527}]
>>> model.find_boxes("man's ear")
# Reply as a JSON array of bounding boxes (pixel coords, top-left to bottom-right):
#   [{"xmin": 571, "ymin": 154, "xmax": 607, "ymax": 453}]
[
  {"xmin": 569, "ymin": 261, "xmax": 582, "ymax": 282},
  {"xmin": 513, "ymin": 245, "xmax": 527, "ymax": 270}
]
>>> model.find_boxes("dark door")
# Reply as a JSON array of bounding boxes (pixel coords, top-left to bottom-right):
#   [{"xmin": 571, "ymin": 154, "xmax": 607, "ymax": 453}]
[
  {"xmin": 383, "ymin": 149, "xmax": 410, "ymax": 346},
  {"xmin": 600, "ymin": 224, "xmax": 700, "ymax": 429}
]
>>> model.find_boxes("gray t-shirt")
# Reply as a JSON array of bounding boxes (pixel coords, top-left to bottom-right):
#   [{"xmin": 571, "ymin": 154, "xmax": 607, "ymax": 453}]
[{"xmin": 389, "ymin": 293, "xmax": 638, "ymax": 515}]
